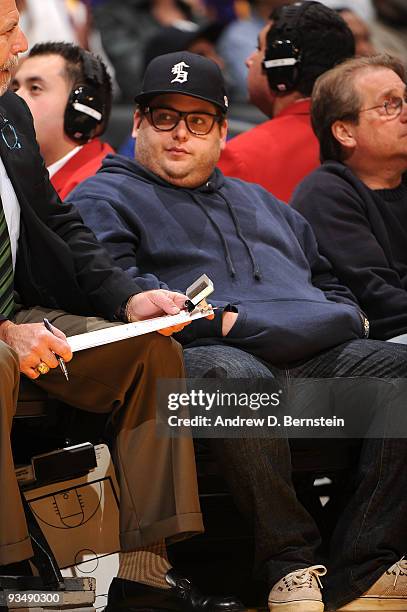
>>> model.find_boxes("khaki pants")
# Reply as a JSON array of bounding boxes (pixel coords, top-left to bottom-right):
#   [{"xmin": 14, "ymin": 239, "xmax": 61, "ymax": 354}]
[{"xmin": 0, "ymin": 306, "xmax": 203, "ymax": 565}]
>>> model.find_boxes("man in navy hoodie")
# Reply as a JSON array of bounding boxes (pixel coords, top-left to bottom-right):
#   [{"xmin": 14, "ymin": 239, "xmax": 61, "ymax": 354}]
[{"xmin": 69, "ymin": 52, "xmax": 407, "ymax": 612}]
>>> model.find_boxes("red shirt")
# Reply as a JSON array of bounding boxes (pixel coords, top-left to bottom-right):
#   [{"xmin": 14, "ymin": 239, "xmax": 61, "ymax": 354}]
[
  {"xmin": 218, "ymin": 99, "xmax": 319, "ymax": 203},
  {"xmin": 51, "ymin": 138, "xmax": 114, "ymax": 201}
]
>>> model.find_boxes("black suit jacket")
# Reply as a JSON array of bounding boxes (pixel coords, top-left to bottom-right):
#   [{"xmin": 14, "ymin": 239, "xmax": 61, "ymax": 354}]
[{"xmin": 0, "ymin": 91, "xmax": 141, "ymax": 322}]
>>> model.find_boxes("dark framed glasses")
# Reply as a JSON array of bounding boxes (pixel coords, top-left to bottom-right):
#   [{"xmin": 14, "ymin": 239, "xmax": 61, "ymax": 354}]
[{"xmin": 144, "ymin": 106, "xmax": 223, "ymax": 136}]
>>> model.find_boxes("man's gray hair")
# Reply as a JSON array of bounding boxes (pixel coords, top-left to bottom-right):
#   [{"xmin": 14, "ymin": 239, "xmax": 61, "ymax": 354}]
[{"xmin": 311, "ymin": 54, "xmax": 406, "ymax": 162}]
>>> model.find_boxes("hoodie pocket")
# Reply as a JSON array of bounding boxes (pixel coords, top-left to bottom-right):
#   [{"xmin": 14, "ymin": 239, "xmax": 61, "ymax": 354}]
[
  {"xmin": 223, "ymin": 304, "xmax": 248, "ymax": 337},
  {"xmin": 223, "ymin": 298, "xmax": 362, "ymax": 364}
]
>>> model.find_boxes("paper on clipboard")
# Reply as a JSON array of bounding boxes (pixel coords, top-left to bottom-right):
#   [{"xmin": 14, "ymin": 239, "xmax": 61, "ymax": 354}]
[{"xmin": 67, "ymin": 309, "xmax": 212, "ymax": 353}]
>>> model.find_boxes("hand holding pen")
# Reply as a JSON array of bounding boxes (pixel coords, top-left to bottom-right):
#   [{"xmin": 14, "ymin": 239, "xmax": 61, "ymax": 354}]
[{"xmin": 43, "ymin": 318, "xmax": 69, "ymax": 381}]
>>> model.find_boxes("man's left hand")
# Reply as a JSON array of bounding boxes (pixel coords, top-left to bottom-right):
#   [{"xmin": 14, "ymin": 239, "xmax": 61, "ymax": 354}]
[
  {"xmin": 126, "ymin": 290, "xmax": 188, "ymax": 321},
  {"xmin": 126, "ymin": 291, "xmax": 215, "ymax": 337}
]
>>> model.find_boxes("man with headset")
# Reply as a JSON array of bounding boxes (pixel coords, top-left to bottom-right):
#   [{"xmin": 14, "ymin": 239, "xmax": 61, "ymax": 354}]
[
  {"xmin": 12, "ymin": 42, "xmax": 114, "ymax": 200},
  {"xmin": 218, "ymin": 1, "xmax": 355, "ymax": 202}
]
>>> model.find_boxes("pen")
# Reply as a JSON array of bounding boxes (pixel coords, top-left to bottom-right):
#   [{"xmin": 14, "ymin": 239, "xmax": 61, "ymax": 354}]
[{"xmin": 43, "ymin": 318, "xmax": 69, "ymax": 381}]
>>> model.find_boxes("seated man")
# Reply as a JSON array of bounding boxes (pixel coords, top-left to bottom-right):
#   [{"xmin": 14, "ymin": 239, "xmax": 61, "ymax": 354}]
[
  {"xmin": 291, "ymin": 54, "xmax": 407, "ymax": 344},
  {"xmin": 0, "ymin": 3, "xmax": 244, "ymax": 612},
  {"xmin": 70, "ymin": 50, "xmax": 407, "ymax": 612},
  {"xmin": 12, "ymin": 41, "xmax": 114, "ymax": 200}
]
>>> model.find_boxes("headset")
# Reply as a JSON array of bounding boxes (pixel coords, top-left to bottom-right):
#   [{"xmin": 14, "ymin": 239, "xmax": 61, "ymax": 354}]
[
  {"xmin": 64, "ymin": 49, "xmax": 107, "ymax": 143},
  {"xmin": 263, "ymin": 1, "xmax": 319, "ymax": 94}
]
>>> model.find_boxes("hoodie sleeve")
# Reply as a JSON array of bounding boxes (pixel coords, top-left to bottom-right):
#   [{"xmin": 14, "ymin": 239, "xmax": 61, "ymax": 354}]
[{"xmin": 68, "ymin": 191, "xmax": 170, "ymax": 292}]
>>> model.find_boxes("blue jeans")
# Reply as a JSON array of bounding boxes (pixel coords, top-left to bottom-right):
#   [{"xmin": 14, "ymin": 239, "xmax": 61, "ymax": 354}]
[{"xmin": 183, "ymin": 340, "xmax": 407, "ymax": 610}]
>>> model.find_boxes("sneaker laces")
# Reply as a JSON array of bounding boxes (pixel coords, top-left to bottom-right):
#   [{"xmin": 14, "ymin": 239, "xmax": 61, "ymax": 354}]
[
  {"xmin": 388, "ymin": 557, "xmax": 407, "ymax": 588},
  {"xmin": 286, "ymin": 565, "xmax": 327, "ymax": 591}
]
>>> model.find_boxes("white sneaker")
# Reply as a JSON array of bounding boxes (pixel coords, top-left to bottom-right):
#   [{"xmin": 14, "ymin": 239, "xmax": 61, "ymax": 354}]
[
  {"xmin": 337, "ymin": 557, "xmax": 407, "ymax": 611},
  {"xmin": 268, "ymin": 564, "xmax": 327, "ymax": 611}
]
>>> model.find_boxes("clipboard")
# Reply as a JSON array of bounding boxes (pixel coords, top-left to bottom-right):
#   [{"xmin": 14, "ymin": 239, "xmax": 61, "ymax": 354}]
[{"xmin": 67, "ymin": 309, "xmax": 212, "ymax": 353}]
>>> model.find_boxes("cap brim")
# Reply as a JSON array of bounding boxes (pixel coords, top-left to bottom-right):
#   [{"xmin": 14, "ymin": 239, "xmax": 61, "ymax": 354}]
[{"xmin": 134, "ymin": 89, "xmax": 227, "ymax": 113}]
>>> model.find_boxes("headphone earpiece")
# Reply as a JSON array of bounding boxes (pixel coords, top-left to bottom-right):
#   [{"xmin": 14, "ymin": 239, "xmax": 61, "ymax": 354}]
[
  {"xmin": 263, "ymin": 1, "xmax": 318, "ymax": 94},
  {"xmin": 64, "ymin": 50, "xmax": 106, "ymax": 144},
  {"xmin": 263, "ymin": 39, "xmax": 302, "ymax": 93}
]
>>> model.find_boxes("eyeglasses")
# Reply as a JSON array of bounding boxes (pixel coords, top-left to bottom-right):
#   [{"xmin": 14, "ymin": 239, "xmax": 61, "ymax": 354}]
[
  {"xmin": 144, "ymin": 106, "xmax": 223, "ymax": 135},
  {"xmin": 359, "ymin": 94, "xmax": 407, "ymax": 118}
]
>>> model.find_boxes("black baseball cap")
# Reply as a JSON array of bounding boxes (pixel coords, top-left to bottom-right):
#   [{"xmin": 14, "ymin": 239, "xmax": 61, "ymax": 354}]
[{"xmin": 135, "ymin": 51, "xmax": 229, "ymax": 114}]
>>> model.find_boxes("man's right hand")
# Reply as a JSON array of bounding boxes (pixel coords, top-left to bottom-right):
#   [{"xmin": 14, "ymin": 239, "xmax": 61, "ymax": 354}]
[
  {"xmin": 0, "ymin": 321, "xmax": 72, "ymax": 379},
  {"xmin": 222, "ymin": 311, "xmax": 238, "ymax": 337}
]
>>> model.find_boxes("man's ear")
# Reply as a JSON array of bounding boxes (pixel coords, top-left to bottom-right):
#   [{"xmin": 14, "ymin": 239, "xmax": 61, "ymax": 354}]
[
  {"xmin": 132, "ymin": 109, "xmax": 143, "ymax": 137},
  {"xmin": 220, "ymin": 118, "xmax": 228, "ymax": 150},
  {"xmin": 331, "ymin": 119, "xmax": 356, "ymax": 150}
]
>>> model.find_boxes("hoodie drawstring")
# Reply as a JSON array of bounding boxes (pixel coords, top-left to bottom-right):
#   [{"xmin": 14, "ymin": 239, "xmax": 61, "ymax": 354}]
[
  {"xmin": 189, "ymin": 184, "xmax": 262, "ymax": 281},
  {"xmin": 189, "ymin": 193, "xmax": 237, "ymax": 278},
  {"xmin": 218, "ymin": 191, "xmax": 262, "ymax": 281}
]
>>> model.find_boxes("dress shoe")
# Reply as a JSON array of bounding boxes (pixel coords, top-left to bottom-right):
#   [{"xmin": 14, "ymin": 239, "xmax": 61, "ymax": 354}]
[{"xmin": 105, "ymin": 568, "xmax": 247, "ymax": 611}]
